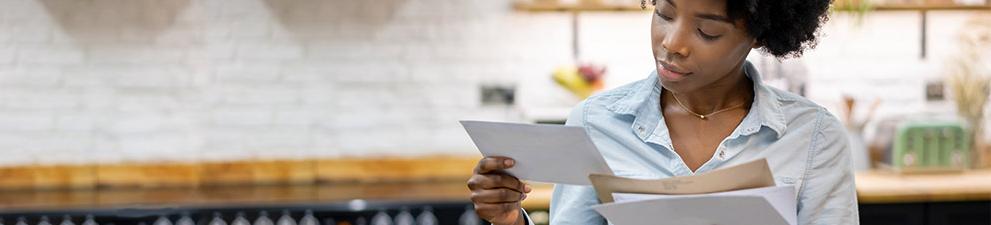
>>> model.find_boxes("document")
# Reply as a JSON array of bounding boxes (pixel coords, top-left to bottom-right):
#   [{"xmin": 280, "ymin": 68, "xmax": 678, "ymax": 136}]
[
  {"xmin": 460, "ymin": 120, "xmax": 613, "ymax": 185},
  {"xmin": 588, "ymin": 159, "xmax": 796, "ymax": 225},
  {"xmin": 609, "ymin": 186, "xmax": 797, "ymax": 225},
  {"xmin": 592, "ymin": 194, "xmax": 794, "ymax": 225},
  {"xmin": 588, "ymin": 158, "xmax": 776, "ymax": 203}
]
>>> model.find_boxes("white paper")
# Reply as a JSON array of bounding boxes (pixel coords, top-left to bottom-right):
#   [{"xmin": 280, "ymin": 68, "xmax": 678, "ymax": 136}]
[
  {"xmin": 602, "ymin": 186, "xmax": 797, "ymax": 225},
  {"xmin": 594, "ymin": 195, "xmax": 789, "ymax": 225},
  {"xmin": 460, "ymin": 120, "xmax": 613, "ymax": 185}
]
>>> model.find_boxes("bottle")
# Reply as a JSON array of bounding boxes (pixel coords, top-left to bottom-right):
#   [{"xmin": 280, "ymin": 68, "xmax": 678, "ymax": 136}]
[
  {"xmin": 208, "ymin": 213, "xmax": 227, "ymax": 225},
  {"xmin": 231, "ymin": 212, "xmax": 250, "ymax": 225},
  {"xmin": 276, "ymin": 210, "xmax": 295, "ymax": 225},
  {"xmin": 38, "ymin": 216, "xmax": 52, "ymax": 225},
  {"xmin": 175, "ymin": 213, "xmax": 194, "ymax": 225},
  {"xmin": 81, "ymin": 215, "xmax": 98, "ymax": 225},
  {"xmin": 458, "ymin": 206, "xmax": 480, "ymax": 225},
  {"xmin": 370, "ymin": 211, "xmax": 390, "ymax": 225},
  {"xmin": 153, "ymin": 216, "xmax": 172, "ymax": 225},
  {"xmin": 392, "ymin": 208, "xmax": 413, "ymax": 225},
  {"xmin": 298, "ymin": 210, "xmax": 318, "ymax": 225},
  {"xmin": 415, "ymin": 207, "xmax": 437, "ymax": 225},
  {"xmin": 15, "ymin": 217, "xmax": 27, "ymax": 225},
  {"xmin": 253, "ymin": 211, "xmax": 274, "ymax": 225},
  {"xmin": 59, "ymin": 216, "xmax": 74, "ymax": 225}
]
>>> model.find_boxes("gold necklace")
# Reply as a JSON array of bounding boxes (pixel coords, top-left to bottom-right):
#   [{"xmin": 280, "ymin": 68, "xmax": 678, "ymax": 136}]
[{"xmin": 670, "ymin": 93, "xmax": 746, "ymax": 120}]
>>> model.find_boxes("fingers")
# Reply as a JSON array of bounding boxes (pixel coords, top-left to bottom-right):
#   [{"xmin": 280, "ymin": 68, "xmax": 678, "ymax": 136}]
[
  {"xmin": 470, "ymin": 188, "xmax": 526, "ymax": 203},
  {"xmin": 467, "ymin": 173, "xmax": 526, "ymax": 193},
  {"xmin": 475, "ymin": 156, "xmax": 515, "ymax": 174},
  {"xmin": 468, "ymin": 156, "xmax": 529, "ymax": 225}
]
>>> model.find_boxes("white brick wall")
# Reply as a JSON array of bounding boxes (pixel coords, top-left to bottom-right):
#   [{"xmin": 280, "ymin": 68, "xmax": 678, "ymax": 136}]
[
  {"xmin": 0, "ymin": 0, "xmax": 572, "ymax": 166},
  {"xmin": 0, "ymin": 0, "xmax": 986, "ymax": 166}
]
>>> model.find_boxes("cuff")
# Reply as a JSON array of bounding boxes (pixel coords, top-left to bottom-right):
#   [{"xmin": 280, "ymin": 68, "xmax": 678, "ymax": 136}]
[
  {"xmin": 491, "ymin": 208, "xmax": 534, "ymax": 225},
  {"xmin": 521, "ymin": 208, "xmax": 535, "ymax": 225}
]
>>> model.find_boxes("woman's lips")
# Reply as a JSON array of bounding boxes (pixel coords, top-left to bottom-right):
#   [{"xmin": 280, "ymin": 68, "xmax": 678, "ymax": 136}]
[{"xmin": 657, "ymin": 61, "xmax": 692, "ymax": 81}]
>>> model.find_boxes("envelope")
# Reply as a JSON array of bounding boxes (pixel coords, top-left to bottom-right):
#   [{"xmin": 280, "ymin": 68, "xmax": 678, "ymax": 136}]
[
  {"xmin": 460, "ymin": 120, "xmax": 614, "ymax": 185},
  {"xmin": 588, "ymin": 158, "xmax": 776, "ymax": 203}
]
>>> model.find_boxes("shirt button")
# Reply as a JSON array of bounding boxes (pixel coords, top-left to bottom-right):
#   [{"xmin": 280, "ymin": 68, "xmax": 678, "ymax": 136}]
[
  {"xmin": 637, "ymin": 126, "xmax": 645, "ymax": 135},
  {"xmin": 718, "ymin": 151, "xmax": 726, "ymax": 159}
]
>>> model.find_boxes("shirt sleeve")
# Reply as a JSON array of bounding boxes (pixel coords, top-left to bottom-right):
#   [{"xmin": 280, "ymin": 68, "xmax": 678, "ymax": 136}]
[
  {"xmin": 548, "ymin": 100, "xmax": 607, "ymax": 225},
  {"xmin": 796, "ymin": 111, "xmax": 860, "ymax": 225},
  {"xmin": 549, "ymin": 184, "xmax": 606, "ymax": 225}
]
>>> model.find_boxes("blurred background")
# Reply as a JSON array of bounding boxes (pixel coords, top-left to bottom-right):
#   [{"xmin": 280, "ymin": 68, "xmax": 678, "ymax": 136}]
[{"xmin": 0, "ymin": 0, "xmax": 989, "ymax": 225}]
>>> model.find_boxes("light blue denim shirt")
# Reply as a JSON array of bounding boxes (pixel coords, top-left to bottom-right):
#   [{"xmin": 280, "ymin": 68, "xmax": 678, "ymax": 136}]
[{"xmin": 534, "ymin": 61, "xmax": 858, "ymax": 225}]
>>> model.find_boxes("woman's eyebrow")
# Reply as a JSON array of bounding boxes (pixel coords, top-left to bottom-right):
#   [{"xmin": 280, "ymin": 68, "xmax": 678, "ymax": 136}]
[
  {"xmin": 661, "ymin": 0, "xmax": 732, "ymax": 24},
  {"xmin": 696, "ymin": 14, "xmax": 733, "ymax": 23}
]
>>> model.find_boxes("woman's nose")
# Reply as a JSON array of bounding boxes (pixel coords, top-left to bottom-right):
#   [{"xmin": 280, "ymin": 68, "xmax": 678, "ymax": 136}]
[{"xmin": 661, "ymin": 23, "xmax": 691, "ymax": 58}]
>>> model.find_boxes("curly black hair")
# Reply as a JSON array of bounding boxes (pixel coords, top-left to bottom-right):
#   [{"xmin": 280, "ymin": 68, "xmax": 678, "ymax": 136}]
[{"xmin": 642, "ymin": 0, "xmax": 831, "ymax": 58}]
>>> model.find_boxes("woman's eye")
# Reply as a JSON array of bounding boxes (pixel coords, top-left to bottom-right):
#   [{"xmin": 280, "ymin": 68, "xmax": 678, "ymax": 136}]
[
  {"xmin": 656, "ymin": 11, "xmax": 673, "ymax": 21},
  {"xmin": 697, "ymin": 28, "xmax": 721, "ymax": 40}
]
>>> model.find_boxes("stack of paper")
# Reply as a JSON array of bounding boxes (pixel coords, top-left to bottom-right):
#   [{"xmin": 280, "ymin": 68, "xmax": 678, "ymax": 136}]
[
  {"xmin": 461, "ymin": 121, "xmax": 797, "ymax": 225},
  {"xmin": 589, "ymin": 159, "xmax": 796, "ymax": 225}
]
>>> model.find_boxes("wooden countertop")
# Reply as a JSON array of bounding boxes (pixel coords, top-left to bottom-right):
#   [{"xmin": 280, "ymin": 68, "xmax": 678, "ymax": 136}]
[
  {"xmin": 520, "ymin": 169, "xmax": 991, "ymax": 208},
  {"xmin": 0, "ymin": 182, "xmax": 473, "ymax": 212},
  {"xmin": 855, "ymin": 169, "xmax": 991, "ymax": 204},
  {"xmin": 3, "ymin": 169, "xmax": 989, "ymax": 212}
]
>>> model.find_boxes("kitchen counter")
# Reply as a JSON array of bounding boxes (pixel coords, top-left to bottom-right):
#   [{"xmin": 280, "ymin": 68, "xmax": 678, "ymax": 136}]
[
  {"xmin": 3, "ymin": 169, "xmax": 989, "ymax": 212},
  {"xmin": 855, "ymin": 169, "xmax": 991, "ymax": 204},
  {"xmin": 0, "ymin": 182, "xmax": 472, "ymax": 213},
  {"xmin": 519, "ymin": 169, "xmax": 991, "ymax": 209}
]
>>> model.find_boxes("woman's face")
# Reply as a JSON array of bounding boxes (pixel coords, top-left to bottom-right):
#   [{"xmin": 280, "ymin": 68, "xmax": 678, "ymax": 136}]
[{"xmin": 652, "ymin": 0, "xmax": 756, "ymax": 93}]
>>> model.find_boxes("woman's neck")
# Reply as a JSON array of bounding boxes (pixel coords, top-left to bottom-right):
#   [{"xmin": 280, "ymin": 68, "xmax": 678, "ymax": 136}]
[{"xmin": 661, "ymin": 66, "xmax": 754, "ymax": 114}]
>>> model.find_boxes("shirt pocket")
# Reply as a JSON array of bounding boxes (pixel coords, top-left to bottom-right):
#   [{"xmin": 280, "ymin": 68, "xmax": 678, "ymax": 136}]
[{"xmin": 774, "ymin": 175, "xmax": 803, "ymax": 199}]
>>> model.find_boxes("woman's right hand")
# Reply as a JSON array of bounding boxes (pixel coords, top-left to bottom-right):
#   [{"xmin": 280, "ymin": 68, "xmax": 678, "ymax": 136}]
[{"xmin": 467, "ymin": 156, "xmax": 533, "ymax": 225}]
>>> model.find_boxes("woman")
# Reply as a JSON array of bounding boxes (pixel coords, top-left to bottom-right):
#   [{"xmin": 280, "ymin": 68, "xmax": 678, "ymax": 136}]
[{"xmin": 466, "ymin": 0, "xmax": 857, "ymax": 224}]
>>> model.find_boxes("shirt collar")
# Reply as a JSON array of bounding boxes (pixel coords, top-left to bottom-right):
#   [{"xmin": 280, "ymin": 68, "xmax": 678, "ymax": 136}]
[{"xmin": 606, "ymin": 61, "xmax": 788, "ymax": 140}]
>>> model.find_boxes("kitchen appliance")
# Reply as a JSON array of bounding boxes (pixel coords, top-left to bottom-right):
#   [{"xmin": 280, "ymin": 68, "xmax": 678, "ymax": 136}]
[{"xmin": 891, "ymin": 121, "xmax": 971, "ymax": 171}]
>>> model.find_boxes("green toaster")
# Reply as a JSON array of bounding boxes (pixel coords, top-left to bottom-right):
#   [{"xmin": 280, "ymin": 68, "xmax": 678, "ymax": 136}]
[{"xmin": 891, "ymin": 121, "xmax": 971, "ymax": 170}]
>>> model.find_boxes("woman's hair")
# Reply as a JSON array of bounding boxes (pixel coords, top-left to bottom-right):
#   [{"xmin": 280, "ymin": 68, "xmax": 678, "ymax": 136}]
[{"xmin": 642, "ymin": 0, "xmax": 831, "ymax": 58}]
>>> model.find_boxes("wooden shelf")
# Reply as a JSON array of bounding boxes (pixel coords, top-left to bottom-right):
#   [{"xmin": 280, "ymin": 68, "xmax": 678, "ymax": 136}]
[
  {"xmin": 842, "ymin": 4, "xmax": 991, "ymax": 11},
  {"xmin": 512, "ymin": 2, "xmax": 651, "ymax": 12},
  {"xmin": 512, "ymin": 1, "xmax": 991, "ymax": 12}
]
